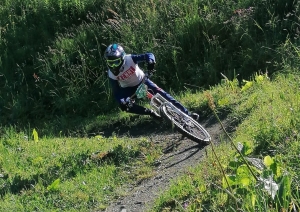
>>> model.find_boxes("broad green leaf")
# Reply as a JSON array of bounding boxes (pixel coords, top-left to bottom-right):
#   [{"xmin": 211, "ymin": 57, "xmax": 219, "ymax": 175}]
[
  {"xmin": 228, "ymin": 160, "xmax": 242, "ymax": 169},
  {"xmin": 241, "ymin": 80, "xmax": 253, "ymax": 92},
  {"xmin": 222, "ymin": 175, "xmax": 236, "ymax": 188},
  {"xmin": 239, "ymin": 177, "xmax": 251, "ymax": 186},
  {"xmin": 241, "ymin": 141, "xmax": 253, "ymax": 155},
  {"xmin": 47, "ymin": 179, "xmax": 60, "ymax": 192},
  {"xmin": 236, "ymin": 165, "xmax": 254, "ymax": 187},
  {"xmin": 278, "ymin": 175, "xmax": 291, "ymax": 208},
  {"xmin": 264, "ymin": 156, "xmax": 274, "ymax": 168}
]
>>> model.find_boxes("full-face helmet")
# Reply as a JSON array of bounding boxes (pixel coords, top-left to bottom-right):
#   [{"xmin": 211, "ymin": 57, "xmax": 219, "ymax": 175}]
[{"xmin": 104, "ymin": 44, "xmax": 125, "ymax": 75}]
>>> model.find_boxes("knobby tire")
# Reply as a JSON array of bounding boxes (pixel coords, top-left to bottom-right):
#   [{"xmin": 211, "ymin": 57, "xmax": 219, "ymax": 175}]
[{"xmin": 161, "ymin": 103, "xmax": 211, "ymax": 145}]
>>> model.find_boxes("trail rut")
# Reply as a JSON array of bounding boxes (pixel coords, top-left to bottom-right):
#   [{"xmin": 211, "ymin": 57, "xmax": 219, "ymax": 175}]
[{"xmin": 103, "ymin": 115, "xmax": 229, "ymax": 212}]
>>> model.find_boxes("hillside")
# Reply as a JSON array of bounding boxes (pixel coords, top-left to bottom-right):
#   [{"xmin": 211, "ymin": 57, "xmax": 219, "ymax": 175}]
[
  {"xmin": 1, "ymin": 0, "xmax": 300, "ymax": 211},
  {"xmin": 0, "ymin": 0, "xmax": 298, "ymax": 129}
]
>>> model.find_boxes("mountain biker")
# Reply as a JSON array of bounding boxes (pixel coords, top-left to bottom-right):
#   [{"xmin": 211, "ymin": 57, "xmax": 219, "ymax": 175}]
[{"xmin": 104, "ymin": 43, "xmax": 199, "ymax": 121}]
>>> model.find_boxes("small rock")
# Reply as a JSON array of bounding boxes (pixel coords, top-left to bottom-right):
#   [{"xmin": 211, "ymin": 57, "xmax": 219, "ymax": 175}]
[{"xmin": 135, "ymin": 201, "xmax": 143, "ymax": 205}]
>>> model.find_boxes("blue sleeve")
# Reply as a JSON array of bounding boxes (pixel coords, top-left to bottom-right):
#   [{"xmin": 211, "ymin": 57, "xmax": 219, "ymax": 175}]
[
  {"xmin": 131, "ymin": 53, "xmax": 155, "ymax": 64},
  {"xmin": 109, "ymin": 78, "xmax": 122, "ymax": 103}
]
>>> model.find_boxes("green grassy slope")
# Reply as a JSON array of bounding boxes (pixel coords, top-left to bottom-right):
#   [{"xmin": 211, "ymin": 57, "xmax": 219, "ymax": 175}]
[
  {"xmin": 1, "ymin": 72, "xmax": 300, "ymax": 211},
  {"xmin": 0, "ymin": 0, "xmax": 299, "ymax": 130},
  {"xmin": 1, "ymin": 0, "xmax": 300, "ymax": 211},
  {"xmin": 153, "ymin": 72, "xmax": 300, "ymax": 211}
]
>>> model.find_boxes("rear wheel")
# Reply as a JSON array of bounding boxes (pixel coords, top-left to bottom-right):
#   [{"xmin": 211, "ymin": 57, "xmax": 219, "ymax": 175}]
[{"xmin": 161, "ymin": 103, "xmax": 211, "ymax": 145}]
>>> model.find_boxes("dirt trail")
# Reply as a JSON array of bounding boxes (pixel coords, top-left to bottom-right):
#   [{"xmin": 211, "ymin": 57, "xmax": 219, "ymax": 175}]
[{"xmin": 103, "ymin": 115, "xmax": 227, "ymax": 212}]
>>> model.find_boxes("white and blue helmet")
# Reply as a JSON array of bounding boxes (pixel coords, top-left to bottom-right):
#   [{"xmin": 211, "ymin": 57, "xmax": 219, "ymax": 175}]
[
  {"xmin": 104, "ymin": 44, "xmax": 126, "ymax": 72},
  {"xmin": 104, "ymin": 43, "xmax": 125, "ymax": 60}
]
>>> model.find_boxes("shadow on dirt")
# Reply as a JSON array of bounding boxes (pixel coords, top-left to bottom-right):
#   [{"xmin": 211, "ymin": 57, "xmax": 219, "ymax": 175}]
[
  {"xmin": 97, "ymin": 111, "xmax": 231, "ymax": 139},
  {"xmin": 162, "ymin": 141, "xmax": 207, "ymax": 168},
  {"xmin": 98, "ymin": 117, "xmax": 180, "ymax": 138},
  {"xmin": 105, "ymin": 111, "xmax": 235, "ymax": 212}
]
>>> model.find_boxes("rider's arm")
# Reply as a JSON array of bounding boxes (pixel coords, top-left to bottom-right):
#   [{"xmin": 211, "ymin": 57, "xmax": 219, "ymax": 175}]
[{"xmin": 131, "ymin": 53, "xmax": 155, "ymax": 64}]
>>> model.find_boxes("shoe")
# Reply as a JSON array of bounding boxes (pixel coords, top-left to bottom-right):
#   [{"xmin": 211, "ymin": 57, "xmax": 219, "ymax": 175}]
[
  {"xmin": 190, "ymin": 112, "xmax": 199, "ymax": 121},
  {"xmin": 150, "ymin": 110, "xmax": 162, "ymax": 120}
]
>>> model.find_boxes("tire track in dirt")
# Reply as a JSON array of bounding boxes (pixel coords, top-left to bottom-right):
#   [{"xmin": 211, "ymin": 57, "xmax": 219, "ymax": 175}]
[{"xmin": 104, "ymin": 115, "xmax": 228, "ymax": 212}]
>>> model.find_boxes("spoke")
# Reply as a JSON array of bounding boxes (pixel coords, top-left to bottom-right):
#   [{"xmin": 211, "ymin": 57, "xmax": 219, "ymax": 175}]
[{"xmin": 163, "ymin": 104, "xmax": 210, "ymax": 143}]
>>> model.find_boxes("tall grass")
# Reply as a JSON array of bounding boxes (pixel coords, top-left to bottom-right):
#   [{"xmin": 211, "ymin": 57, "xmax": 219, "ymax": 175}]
[
  {"xmin": 1, "ymin": 1, "xmax": 300, "ymax": 210},
  {"xmin": 0, "ymin": 0, "xmax": 299, "ymax": 132}
]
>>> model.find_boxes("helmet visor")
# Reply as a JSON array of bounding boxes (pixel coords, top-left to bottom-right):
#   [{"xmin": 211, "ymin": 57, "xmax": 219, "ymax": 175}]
[{"xmin": 106, "ymin": 58, "xmax": 122, "ymax": 68}]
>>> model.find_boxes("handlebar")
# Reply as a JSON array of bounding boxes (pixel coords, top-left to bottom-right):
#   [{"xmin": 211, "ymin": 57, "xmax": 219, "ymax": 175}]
[{"xmin": 130, "ymin": 70, "xmax": 155, "ymax": 99}]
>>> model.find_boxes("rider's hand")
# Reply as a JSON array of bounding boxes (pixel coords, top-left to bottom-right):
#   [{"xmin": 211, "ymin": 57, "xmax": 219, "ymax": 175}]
[
  {"xmin": 120, "ymin": 97, "xmax": 133, "ymax": 108},
  {"xmin": 147, "ymin": 60, "xmax": 155, "ymax": 71}
]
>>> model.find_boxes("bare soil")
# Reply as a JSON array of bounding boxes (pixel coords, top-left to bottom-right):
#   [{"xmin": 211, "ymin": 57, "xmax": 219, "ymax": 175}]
[{"xmin": 102, "ymin": 114, "xmax": 230, "ymax": 212}]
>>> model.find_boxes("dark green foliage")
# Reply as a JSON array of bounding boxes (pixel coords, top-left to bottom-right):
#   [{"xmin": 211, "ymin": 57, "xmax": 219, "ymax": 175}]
[{"xmin": 0, "ymin": 0, "xmax": 299, "ymax": 133}]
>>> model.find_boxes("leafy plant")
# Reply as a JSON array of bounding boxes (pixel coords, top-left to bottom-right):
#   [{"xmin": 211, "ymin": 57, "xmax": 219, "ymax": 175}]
[{"xmin": 47, "ymin": 178, "xmax": 60, "ymax": 192}]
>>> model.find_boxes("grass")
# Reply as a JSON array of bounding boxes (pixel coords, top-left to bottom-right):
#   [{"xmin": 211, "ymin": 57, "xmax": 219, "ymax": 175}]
[
  {"xmin": 0, "ymin": 127, "xmax": 162, "ymax": 211},
  {"xmin": 151, "ymin": 72, "xmax": 300, "ymax": 211},
  {"xmin": 1, "ymin": 0, "xmax": 298, "ymax": 125},
  {"xmin": 1, "ymin": 72, "xmax": 300, "ymax": 211},
  {"xmin": 1, "ymin": 0, "xmax": 300, "ymax": 211}
]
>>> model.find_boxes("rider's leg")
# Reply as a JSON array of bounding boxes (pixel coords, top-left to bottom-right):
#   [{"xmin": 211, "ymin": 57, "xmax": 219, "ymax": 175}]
[
  {"xmin": 119, "ymin": 103, "xmax": 161, "ymax": 119},
  {"xmin": 144, "ymin": 78, "xmax": 189, "ymax": 115},
  {"xmin": 117, "ymin": 85, "xmax": 160, "ymax": 118}
]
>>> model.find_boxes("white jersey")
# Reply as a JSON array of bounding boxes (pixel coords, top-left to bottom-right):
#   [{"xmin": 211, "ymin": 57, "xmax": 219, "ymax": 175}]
[{"xmin": 108, "ymin": 54, "xmax": 145, "ymax": 88}]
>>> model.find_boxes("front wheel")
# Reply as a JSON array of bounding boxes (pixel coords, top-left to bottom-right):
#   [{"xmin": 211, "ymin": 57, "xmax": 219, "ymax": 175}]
[{"xmin": 161, "ymin": 103, "xmax": 211, "ymax": 145}]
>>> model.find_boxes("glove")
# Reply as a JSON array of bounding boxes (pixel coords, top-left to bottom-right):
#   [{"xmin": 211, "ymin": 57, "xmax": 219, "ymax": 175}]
[
  {"xmin": 146, "ymin": 60, "xmax": 156, "ymax": 77},
  {"xmin": 120, "ymin": 97, "xmax": 133, "ymax": 108},
  {"xmin": 147, "ymin": 62, "xmax": 155, "ymax": 71}
]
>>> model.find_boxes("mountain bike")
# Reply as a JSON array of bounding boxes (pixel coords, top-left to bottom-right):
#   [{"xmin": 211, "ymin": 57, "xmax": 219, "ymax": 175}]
[{"xmin": 130, "ymin": 75, "xmax": 211, "ymax": 145}]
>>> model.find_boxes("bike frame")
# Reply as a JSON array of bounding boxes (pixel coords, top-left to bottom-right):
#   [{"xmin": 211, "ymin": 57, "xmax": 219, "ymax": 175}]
[
  {"xmin": 131, "ymin": 75, "xmax": 211, "ymax": 144},
  {"xmin": 133, "ymin": 81, "xmax": 191, "ymax": 119},
  {"xmin": 150, "ymin": 92, "xmax": 195, "ymax": 120}
]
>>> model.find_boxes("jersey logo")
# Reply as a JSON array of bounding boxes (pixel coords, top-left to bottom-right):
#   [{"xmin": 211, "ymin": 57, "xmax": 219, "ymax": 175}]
[{"xmin": 117, "ymin": 66, "xmax": 135, "ymax": 81}]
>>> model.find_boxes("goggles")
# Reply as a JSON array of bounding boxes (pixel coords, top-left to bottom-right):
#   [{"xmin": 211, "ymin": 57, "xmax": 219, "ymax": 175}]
[{"xmin": 106, "ymin": 58, "xmax": 122, "ymax": 68}]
